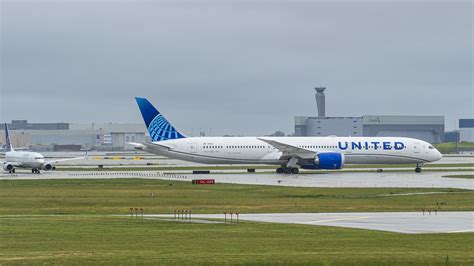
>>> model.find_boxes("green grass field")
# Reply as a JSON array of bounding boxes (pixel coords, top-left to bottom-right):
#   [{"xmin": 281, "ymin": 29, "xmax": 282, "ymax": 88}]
[
  {"xmin": 1, "ymin": 215, "xmax": 473, "ymax": 265},
  {"xmin": 1, "ymin": 179, "xmax": 473, "ymax": 264},
  {"xmin": 1, "ymin": 179, "xmax": 473, "ymax": 215}
]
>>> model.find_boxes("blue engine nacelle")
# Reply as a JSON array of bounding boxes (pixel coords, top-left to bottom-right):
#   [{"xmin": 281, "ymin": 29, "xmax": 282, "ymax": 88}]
[{"xmin": 302, "ymin": 152, "xmax": 345, "ymax": 170}]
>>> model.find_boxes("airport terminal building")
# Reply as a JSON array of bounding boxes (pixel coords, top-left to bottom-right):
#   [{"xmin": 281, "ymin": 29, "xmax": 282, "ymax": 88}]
[{"xmin": 295, "ymin": 88, "xmax": 445, "ymax": 143}]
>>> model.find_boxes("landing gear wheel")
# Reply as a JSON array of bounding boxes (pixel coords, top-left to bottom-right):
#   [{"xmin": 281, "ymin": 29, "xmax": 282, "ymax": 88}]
[
  {"xmin": 415, "ymin": 163, "xmax": 422, "ymax": 173},
  {"xmin": 32, "ymin": 169, "xmax": 35, "ymax": 174},
  {"xmin": 276, "ymin": 167, "xmax": 284, "ymax": 174},
  {"xmin": 290, "ymin": 168, "xmax": 299, "ymax": 174},
  {"xmin": 12, "ymin": 169, "xmax": 15, "ymax": 174}
]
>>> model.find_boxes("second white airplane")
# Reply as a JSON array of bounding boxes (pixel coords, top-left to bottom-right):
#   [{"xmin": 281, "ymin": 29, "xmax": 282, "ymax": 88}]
[
  {"xmin": 130, "ymin": 97, "xmax": 443, "ymax": 174},
  {"xmin": 2, "ymin": 123, "xmax": 87, "ymax": 174}
]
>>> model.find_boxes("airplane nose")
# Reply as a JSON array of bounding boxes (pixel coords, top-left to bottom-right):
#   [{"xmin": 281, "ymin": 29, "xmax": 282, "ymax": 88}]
[{"xmin": 433, "ymin": 150, "xmax": 443, "ymax": 162}]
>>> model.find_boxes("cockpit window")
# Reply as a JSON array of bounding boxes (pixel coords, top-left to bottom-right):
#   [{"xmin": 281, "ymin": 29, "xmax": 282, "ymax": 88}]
[{"xmin": 428, "ymin": 146, "xmax": 434, "ymax": 149}]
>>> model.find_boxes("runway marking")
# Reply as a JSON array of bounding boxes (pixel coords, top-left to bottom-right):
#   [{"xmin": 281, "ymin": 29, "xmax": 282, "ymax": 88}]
[
  {"xmin": 379, "ymin": 192, "xmax": 470, "ymax": 197},
  {"xmin": 448, "ymin": 229, "xmax": 474, "ymax": 233},
  {"xmin": 300, "ymin": 216, "xmax": 372, "ymax": 224}
]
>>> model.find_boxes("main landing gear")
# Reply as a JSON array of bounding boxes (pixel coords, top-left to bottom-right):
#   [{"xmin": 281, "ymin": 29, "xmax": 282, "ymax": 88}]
[
  {"xmin": 415, "ymin": 163, "xmax": 422, "ymax": 173},
  {"xmin": 276, "ymin": 167, "xmax": 299, "ymax": 174},
  {"xmin": 8, "ymin": 169, "xmax": 15, "ymax": 174},
  {"xmin": 32, "ymin": 169, "xmax": 41, "ymax": 174}
]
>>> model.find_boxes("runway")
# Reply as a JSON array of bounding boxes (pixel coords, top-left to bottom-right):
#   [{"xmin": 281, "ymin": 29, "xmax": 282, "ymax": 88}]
[
  {"xmin": 1, "ymin": 170, "xmax": 472, "ymax": 190},
  {"xmin": 149, "ymin": 211, "xmax": 474, "ymax": 234},
  {"xmin": 196, "ymin": 171, "xmax": 474, "ymax": 189}
]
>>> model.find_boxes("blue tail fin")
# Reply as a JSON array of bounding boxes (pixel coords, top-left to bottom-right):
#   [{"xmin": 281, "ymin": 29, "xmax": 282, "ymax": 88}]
[
  {"xmin": 134, "ymin": 97, "xmax": 186, "ymax": 142},
  {"xmin": 4, "ymin": 123, "xmax": 14, "ymax": 152}
]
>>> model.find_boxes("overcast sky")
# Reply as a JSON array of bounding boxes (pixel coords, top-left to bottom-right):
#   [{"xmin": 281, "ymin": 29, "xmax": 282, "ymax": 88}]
[{"xmin": 1, "ymin": 1, "xmax": 472, "ymax": 136}]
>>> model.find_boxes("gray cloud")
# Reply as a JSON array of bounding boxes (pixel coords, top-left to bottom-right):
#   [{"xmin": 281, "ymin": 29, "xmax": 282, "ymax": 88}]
[{"xmin": 1, "ymin": 1, "xmax": 472, "ymax": 135}]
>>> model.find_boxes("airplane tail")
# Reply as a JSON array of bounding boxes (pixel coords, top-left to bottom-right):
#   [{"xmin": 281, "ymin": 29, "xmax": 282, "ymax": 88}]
[
  {"xmin": 134, "ymin": 97, "xmax": 186, "ymax": 142},
  {"xmin": 4, "ymin": 123, "xmax": 14, "ymax": 152}
]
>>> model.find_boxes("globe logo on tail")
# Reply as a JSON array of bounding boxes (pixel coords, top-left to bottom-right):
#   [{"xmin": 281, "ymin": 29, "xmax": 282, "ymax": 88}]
[{"xmin": 148, "ymin": 114, "xmax": 186, "ymax": 141}]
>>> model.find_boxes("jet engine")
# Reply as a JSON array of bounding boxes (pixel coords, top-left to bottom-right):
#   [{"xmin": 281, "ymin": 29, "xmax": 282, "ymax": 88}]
[
  {"xmin": 42, "ymin": 163, "xmax": 54, "ymax": 171},
  {"xmin": 315, "ymin": 152, "xmax": 345, "ymax": 169},
  {"xmin": 305, "ymin": 152, "xmax": 345, "ymax": 170},
  {"xmin": 3, "ymin": 163, "xmax": 14, "ymax": 171}
]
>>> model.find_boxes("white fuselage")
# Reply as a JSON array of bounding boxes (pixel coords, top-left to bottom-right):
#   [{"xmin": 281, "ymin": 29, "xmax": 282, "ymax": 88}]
[
  {"xmin": 142, "ymin": 136, "xmax": 442, "ymax": 166},
  {"xmin": 5, "ymin": 151, "xmax": 45, "ymax": 169}
]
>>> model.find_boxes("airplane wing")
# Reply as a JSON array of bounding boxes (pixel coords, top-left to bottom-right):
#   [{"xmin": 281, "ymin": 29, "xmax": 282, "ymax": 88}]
[
  {"xmin": 257, "ymin": 138, "xmax": 315, "ymax": 159},
  {"xmin": 3, "ymin": 161, "xmax": 23, "ymax": 167},
  {"xmin": 12, "ymin": 147, "xmax": 29, "ymax": 151},
  {"xmin": 46, "ymin": 156, "xmax": 88, "ymax": 164}
]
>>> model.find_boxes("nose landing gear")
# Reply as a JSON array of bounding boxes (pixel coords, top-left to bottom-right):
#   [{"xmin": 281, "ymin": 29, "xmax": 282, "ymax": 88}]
[{"xmin": 415, "ymin": 164, "xmax": 423, "ymax": 173}]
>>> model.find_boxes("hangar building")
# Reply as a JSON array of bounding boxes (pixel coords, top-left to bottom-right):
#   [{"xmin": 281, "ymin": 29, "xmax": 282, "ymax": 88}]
[
  {"xmin": 0, "ymin": 121, "xmax": 147, "ymax": 151},
  {"xmin": 295, "ymin": 88, "xmax": 445, "ymax": 143}
]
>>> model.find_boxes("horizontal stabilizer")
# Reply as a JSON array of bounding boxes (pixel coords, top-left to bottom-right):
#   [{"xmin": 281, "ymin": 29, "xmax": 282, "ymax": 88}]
[{"xmin": 127, "ymin": 141, "xmax": 172, "ymax": 151}]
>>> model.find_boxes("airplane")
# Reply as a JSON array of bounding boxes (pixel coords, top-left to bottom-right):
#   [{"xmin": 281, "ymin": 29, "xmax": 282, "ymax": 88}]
[
  {"xmin": 129, "ymin": 97, "xmax": 443, "ymax": 174},
  {"xmin": 2, "ymin": 123, "xmax": 87, "ymax": 174}
]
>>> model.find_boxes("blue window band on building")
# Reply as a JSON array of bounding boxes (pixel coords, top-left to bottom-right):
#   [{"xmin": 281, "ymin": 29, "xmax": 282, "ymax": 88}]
[{"xmin": 459, "ymin": 119, "xmax": 474, "ymax": 128}]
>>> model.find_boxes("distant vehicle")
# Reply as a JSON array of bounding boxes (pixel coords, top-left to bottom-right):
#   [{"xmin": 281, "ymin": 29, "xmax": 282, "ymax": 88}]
[
  {"xmin": 130, "ymin": 97, "xmax": 442, "ymax": 174},
  {"xmin": 2, "ymin": 123, "xmax": 87, "ymax": 174}
]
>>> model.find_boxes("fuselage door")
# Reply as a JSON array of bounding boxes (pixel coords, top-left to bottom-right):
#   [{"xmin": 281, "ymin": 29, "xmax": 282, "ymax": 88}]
[
  {"xmin": 413, "ymin": 142, "xmax": 420, "ymax": 154},
  {"xmin": 190, "ymin": 143, "xmax": 198, "ymax": 154}
]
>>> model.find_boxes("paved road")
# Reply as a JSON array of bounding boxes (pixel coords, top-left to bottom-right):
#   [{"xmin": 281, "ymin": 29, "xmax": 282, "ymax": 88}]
[{"xmin": 149, "ymin": 212, "xmax": 474, "ymax": 234}]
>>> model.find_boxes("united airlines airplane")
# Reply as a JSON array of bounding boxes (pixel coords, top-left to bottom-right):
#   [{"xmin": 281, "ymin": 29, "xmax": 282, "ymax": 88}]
[
  {"xmin": 2, "ymin": 123, "xmax": 86, "ymax": 174},
  {"xmin": 130, "ymin": 97, "xmax": 442, "ymax": 174}
]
